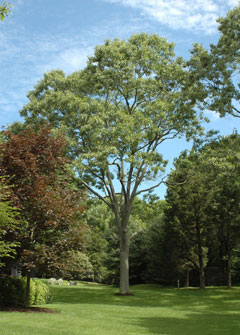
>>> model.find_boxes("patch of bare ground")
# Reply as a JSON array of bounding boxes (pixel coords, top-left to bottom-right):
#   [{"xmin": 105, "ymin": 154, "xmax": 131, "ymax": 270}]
[
  {"xmin": 0, "ymin": 306, "xmax": 59, "ymax": 313},
  {"xmin": 114, "ymin": 293, "xmax": 134, "ymax": 296}
]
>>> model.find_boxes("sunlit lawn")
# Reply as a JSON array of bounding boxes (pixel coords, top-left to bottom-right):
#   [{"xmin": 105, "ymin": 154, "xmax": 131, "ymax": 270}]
[{"xmin": 1, "ymin": 283, "xmax": 240, "ymax": 335}]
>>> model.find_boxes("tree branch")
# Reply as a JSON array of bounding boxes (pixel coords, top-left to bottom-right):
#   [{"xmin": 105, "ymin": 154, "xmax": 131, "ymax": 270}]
[
  {"xmin": 135, "ymin": 176, "xmax": 166, "ymax": 196},
  {"xmin": 79, "ymin": 179, "xmax": 112, "ymax": 208}
]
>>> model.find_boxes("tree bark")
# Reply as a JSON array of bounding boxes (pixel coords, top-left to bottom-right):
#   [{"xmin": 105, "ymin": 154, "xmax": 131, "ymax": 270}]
[
  {"xmin": 195, "ymin": 219, "xmax": 205, "ymax": 289},
  {"xmin": 25, "ymin": 271, "xmax": 31, "ymax": 307},
  {"xmin": 227, "ymin": 256, "xmax": 232, "ymax": 289},
  {"xmin": 119, "ymin": 232, "xmax": 130, "ymax": 294},
  {"xmin": 219, "ymin": 240, "xmax": 226, "ymax": 285},
  {"xmin": 199, "ymin": 266, "xmax": 205, "ymax": 289},
  {"xmin": 116, "ymin": 198, "xmax": 132, "ymax": 295},
  {"xmin": 185, "ymin": 268, "xmax": 190, "ymax": 288},
  {"xmin": 226, "ymin": 218, "xmax": 232, "ymax": 289}
]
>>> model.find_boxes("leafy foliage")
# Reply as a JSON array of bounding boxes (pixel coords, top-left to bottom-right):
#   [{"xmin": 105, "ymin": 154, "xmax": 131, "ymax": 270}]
[
  {"xmin": 0, "ymin": 177, "xmax": 21, "ymax": 266},
  {"xmin": 164, "ymin": 134, "xmax": 240, "ymax": 287},
  {"xmin": 59, "ymin": 251, "xmax": 94, "ymax": 281},
  {"xmin": 83, "ymin": 199, "xmax": 119, "ymax": 284},
  {"xmin": 0, "ymin": 1, "xmax": 12, "ymax": 21},
  {"xmin": 28, "ymin": 279, "xmax": 52, "ymax": 305},
  {"xmin": 187, "ymin": 4, "xmax": 240, "ymax": 118},
  {"xmin": 0, "ymin": 276, "xmax": 52, "ymax": 306},
  {"xmin": 0, "ymin": 124, "xmax": 86, "ymax": 275}
]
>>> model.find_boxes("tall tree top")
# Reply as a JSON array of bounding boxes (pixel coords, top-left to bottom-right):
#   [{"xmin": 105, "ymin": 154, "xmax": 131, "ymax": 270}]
[{"xmin": 20, "ymin": 33, "xmax": 204, "ymax": 207}]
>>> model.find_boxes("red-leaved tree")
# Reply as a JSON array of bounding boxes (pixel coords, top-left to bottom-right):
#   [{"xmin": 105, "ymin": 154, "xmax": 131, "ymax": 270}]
[{"xmin": 0, "ymin": 124, "xmax": 86, "ymax": 305}]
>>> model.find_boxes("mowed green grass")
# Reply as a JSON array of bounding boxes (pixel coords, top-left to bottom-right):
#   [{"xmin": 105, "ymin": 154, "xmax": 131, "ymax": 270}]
[{"xmin": 1, "ymin": 283, "xmax": 240, "ymax": 335}]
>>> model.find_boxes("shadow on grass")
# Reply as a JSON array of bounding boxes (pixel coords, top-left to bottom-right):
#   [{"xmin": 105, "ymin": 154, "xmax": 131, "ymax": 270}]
[
  {"xmin": 50, "ymin": 284, "xmax": 240, "ymax": 334},
  {"xmin": 51, "ymin": 283, "xmax": 240, "ymax": 312},
  {"xmin": 51, "ymin": 284, "xmax": 114, "ymax": 305},
  {"xmin": 132, "ymin": 313, "xmax": 240, "ymax": 335}
]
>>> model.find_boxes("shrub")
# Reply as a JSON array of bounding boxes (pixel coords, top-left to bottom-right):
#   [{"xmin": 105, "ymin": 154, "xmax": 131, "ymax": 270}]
[
  {"xmin": 29, "ymin": 279, "xmax": 52, "ymax": 305},
  {"xmin": 0, "ymin": 276, "xmax": 52, "ymax": 306},
  {"xmin": 0, "ymin": 276, "xmax": 25, "ymax": 306}
]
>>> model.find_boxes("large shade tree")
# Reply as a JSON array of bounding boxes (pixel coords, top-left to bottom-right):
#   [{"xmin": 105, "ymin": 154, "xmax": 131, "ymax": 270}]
[{"xmin": 20, "ymin": 33, "xmax": 204, "ymax": 294}]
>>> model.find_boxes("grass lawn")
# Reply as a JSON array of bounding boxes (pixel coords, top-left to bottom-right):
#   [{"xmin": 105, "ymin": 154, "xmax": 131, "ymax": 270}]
[{"xmin": 1, "ymin": 283, "xmax": 240, "ymax": 335}]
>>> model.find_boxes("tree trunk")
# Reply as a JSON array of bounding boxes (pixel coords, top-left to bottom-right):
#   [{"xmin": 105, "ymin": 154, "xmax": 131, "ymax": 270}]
[
  {"xmin": 199, "ymin": 266, "xmax": 205, "ymax": 289},
  {"xmin": 185, "ymin": 268, "xmax": 190, "ymax": 288},
  {"xmin": 227, "ymin": 256, "xmax": 232, "ymax": 289},
  {"xmin": 219, "ymin": 240, "xmax": 226, "ymax": 285},
  {"xmin": 112, "ymin": 192, "xmax": 132, "ymax": 295},
  {"xmin": 226, "ymin": 219, "xmax": 232, "ymax": 289},
  {"xmin": 25, "ymin": 271, "xmax": 31, "ymax": 307},
  {"xmin": 195, "ymin": 220, "xmax": 205, "ymax": 289},
  {"xmin": 119, "ymin": 228, "xmax": 130, "ymax": 294}
]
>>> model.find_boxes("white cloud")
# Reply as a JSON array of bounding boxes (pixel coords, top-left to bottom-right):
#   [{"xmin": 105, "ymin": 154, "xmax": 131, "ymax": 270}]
[
  {"xmin": 103, "ymin": 0, "xmax": 238, "ymax": 34},
  {"xmin": 228, "ymin": 0, "xmax": 239, "ymax": 5},
  {"xmin": 206, "ymin": 109, "xmax": 220, "ymax": 121},
  {"xmin": 61, "ymin": 49, "xmax": 89, "ymax": 69},
  {"xmin": 0, "ymin": 28, "xmax": 95, "ymax": 126},
  {"xmin": 0, "ymin": 4, "xmax": 154, "ymax": 127},
  {"xmin": 38, "ymin": 46, "xmax": 94, "ymax": 75},
  {"xmin": 1, "ymin": 0, "xmax": 238, "ymax": 128}
]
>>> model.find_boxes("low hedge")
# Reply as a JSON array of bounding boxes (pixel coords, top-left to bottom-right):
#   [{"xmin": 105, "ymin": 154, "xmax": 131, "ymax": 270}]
[
  {"xmin": 29, "ymin": 279, "xmax": 52, "ymax": 305},
  {"xmin": 0, "ymin": 276, "xmax": 52, "ymax": 306}
]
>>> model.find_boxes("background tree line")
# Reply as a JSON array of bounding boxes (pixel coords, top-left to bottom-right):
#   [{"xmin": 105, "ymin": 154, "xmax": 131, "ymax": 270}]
[{"xmin": 1, "ymin": 127, "xmax": 240, "ymax": 289}]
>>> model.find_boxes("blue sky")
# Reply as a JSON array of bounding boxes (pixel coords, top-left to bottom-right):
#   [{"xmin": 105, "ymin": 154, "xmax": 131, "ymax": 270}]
[{"xmin": 1, "ymin": 0, "xmax": 240, "ymax": 197}]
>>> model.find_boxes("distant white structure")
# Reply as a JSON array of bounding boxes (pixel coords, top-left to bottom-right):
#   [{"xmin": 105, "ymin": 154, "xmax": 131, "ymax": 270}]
[
  {"xmin": 48, "ymin": 278, "xmax": 57, "ymax": 284},
  {"xmin": 11, "ymin": 266, "xmax": 21, "ymax": 277},
  {"xmin": 57, "ymin": 278, "xmax": 63, "ymax": 285}
]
